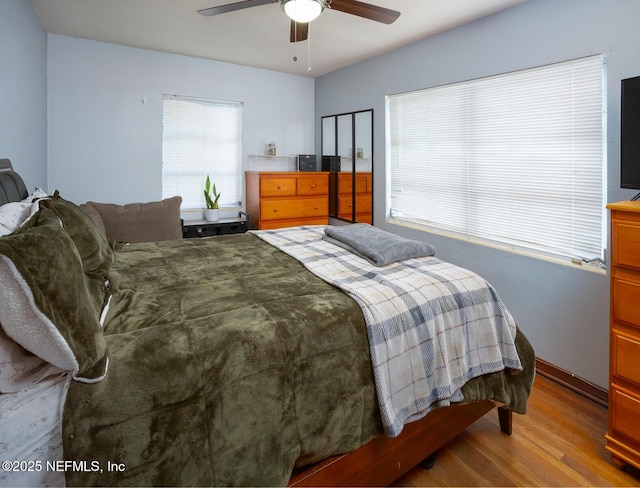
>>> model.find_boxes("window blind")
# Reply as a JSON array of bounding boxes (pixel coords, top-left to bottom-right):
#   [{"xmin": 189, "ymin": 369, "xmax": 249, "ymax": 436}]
[
  {"xmin": 162, "ymin": 95, "xmax": 243, "ymax": 210},
  {"xmin": 386, "ymin": 54, "xmax": 606, "ymax": 263}
]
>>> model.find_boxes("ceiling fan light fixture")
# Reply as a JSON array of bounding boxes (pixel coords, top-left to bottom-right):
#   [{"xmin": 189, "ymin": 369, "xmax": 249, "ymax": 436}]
[{"xmin": 282, "ymin": 0, "xmax": 324, "ymax": 23}]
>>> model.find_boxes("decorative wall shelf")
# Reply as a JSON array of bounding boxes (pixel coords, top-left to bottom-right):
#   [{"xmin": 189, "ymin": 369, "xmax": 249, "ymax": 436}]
[{"xmin": 247, "ymin": 154, "xmax": 297, "ymax": 172}]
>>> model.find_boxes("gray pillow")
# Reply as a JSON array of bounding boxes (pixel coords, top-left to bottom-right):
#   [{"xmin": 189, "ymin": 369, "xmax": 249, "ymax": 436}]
[
  {"xmin": 0, "ymin": 205, "xmax": 108, "ymax": 382},
  {"xmin": 323, "ymin": 223, "xmax": 436, "ymax": 266}
]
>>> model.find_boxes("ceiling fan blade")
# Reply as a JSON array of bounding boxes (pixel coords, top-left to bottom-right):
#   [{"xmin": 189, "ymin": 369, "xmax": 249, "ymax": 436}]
[
  {"xmin": 290, "ymin": 20, "xmax": 309, "ymax": 42},
  {"xmin": 198, "ymin": 0, "xmax": 275, "ymax": 17},
  {"xmin": 329, "ymin": 0, "xmax": 400, "ymax": 24}
]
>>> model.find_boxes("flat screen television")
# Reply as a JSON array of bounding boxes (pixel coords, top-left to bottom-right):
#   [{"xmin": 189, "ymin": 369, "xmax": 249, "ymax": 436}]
[{"xmin": 621, "ymin": 75, "xmax": 640, "ymax": 198}]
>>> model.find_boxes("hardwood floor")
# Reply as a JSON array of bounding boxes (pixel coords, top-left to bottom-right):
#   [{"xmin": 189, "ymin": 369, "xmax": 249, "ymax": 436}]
[{"xmin": 392, "ymin": 375, "xmax": 640, "ymax": 487}]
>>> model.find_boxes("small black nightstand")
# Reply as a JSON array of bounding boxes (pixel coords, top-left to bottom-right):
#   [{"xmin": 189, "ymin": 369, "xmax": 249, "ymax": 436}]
[{"xmin": 182, "ymin": 212, "xmax": 248, "ymax": 238}]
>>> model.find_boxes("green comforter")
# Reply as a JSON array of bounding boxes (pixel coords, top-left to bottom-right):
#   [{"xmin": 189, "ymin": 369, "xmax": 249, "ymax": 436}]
[{"xmin": 62, "ymin": 233, "xmax": 534, "ymax": 486}]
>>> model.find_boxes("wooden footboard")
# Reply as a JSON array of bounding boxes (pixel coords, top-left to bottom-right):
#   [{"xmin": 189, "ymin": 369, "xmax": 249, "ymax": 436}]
[{"xmin": 289, "ymin": 401, "xmax": 509, "ymax": 487}]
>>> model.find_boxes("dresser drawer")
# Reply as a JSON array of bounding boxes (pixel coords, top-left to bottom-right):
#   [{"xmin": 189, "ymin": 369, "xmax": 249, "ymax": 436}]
[
  {"xmin": 614, "ymin": 333, "xmax": 640, "ymax": 386},
  {"xmin": 338, "ymin": 194, "xmax": 372, "ymax": 215},
  {"xmin": 356, "ymin": 193, "xmax": 372, "ymax": 213},
  {"xmin": 365, "ymin": 174, "xmax": 373, "ymax": 193},
  {"xmin": 260, "ymin": 177, "xmax": 297, "ymax": 197},
  {"xmin": 613, "ymin": 278, "xmax": 640, "ymax": 328},
  {"xmin": 246, "ymin": 171, "xmax": 330, "ymax": 230},
  {"xmin": 297, "ymin": 176, "xmax": 328, "ymax": 196},
  {"xmin": 338, "ymin": 173, "xmax": 368, "ymax": 195},
  {"xmin": 260, "ymin": 197, "xmax": 328, "ymax": 221},
  {"xmin": 611, "ymin": 385, "xmax": 640, "ymax": 443},
  {"xmin": 613, "ymin": 220, "xmax": 640, "ymax": 270},
  {"xmin": 258, "ymin": 217, "xmax": 328, "ymax": 230}
]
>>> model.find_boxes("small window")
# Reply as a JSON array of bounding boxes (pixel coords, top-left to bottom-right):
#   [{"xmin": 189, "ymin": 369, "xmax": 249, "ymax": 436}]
[
  {"xmin": 386, "ymin": 54, "xmax": 606, "ymax": 264},
  {"xmin": 162, "ymin": 95, "xmax": 243, "ymax": 210}
]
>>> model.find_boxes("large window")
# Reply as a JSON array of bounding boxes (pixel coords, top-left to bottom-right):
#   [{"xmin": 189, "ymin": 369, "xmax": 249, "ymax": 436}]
[
  {"xmin": 162, "ymin": 95, "xmax": 243, "ymax": 210},
  {"xmin": 386, "ymin": 54, "xmax": 606, "ymax": 264}
]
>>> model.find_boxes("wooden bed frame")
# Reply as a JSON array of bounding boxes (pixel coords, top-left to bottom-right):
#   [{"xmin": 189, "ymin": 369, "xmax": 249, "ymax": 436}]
[{"xmin": 290, "ymin": 402, "xmax": 512, "ymax": 486}]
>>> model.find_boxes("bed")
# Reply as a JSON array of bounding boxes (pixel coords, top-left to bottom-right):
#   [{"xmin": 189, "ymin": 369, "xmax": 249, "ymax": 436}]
[{"xmin": 0, "ymin": 159, "xmax": 535, "ymax": 487}]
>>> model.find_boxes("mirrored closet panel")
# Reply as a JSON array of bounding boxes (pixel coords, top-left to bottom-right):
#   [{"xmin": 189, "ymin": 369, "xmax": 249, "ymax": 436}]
[{"xmin": 321, "ymin": 109, "xmax": 373, "ymax": 224}]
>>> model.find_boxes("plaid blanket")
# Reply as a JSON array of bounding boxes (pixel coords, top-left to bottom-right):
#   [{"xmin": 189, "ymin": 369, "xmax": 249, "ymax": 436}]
[{"xmin": 253, "ymin": 226, "xmax": 523, "ymax": 437}]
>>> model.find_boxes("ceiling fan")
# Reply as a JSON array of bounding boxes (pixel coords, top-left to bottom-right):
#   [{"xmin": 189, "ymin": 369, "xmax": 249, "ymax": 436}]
[{"xmin": 197, "ymin": 0, "xmax": 401, "ymax": 42}]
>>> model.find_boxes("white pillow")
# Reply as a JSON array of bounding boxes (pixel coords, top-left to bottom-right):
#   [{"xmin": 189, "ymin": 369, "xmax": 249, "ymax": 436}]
[
  {"xmin": 0, "ymin": 187, "xmax": 48, "ymax": 237},
  {"xmin": 23, "ymin": 187, "xmax": 48, "ymax": 202},
  {"xmin": 0, "ymin": 202, "xmax": 38, "ymax": 236}
]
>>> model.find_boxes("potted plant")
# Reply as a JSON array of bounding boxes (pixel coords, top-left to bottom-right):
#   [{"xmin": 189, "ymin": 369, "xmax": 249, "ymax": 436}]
[{"xmin": 204, "ymin": 175, "xmax": 221, "ymax": 221}]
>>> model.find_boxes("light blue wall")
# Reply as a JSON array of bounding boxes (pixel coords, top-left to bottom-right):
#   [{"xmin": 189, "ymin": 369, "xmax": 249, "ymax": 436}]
[
  {"xmin": 0, "ymin": 0, "xmax": 47, "ymax": 191},
  {"xmin": 316, "ymin": 0, "xmax": 640, "ymax": 388},
  {"xmin": 46, "ymin": 35, "xmax": 315, "ymax": 205}
]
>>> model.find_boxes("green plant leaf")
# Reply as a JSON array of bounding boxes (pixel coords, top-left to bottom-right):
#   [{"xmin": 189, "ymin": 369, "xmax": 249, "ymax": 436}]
[{"xmin": 204, "ymin": 175, "xmax": 221, "ymax": 209}]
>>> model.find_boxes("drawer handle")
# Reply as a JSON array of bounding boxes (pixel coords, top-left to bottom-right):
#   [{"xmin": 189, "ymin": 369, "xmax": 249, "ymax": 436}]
[
  {"xmin": 273, "ymin": 208, "xmax": 278, "ymax": 212},
  {"xmin": 277, "ymin": 186, "xmax": 281, "ymax": 189},
  {"xmin": 311, "ymin": 184, "xmax": 316, "ymax": 188}
]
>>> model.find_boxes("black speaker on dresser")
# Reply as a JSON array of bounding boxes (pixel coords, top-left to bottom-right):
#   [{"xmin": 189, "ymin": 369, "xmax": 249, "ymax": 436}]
[
  {"xmin": 297, "ymin": 154, "xmax": 317, "ymax": 171},
  {"xmin": 321, "ymin": 155, "xmax": 341, "ymax": 172}
]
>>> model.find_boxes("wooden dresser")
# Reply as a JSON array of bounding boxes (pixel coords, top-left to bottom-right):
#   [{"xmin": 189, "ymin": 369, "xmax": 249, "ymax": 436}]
[
  {"xmin": 337, "ymin": 172, "xmax": 372, "ymax": 224},
  {"xmin": 606, "ymin": 200, "xmax": 640, "ymax": 470},
  {"xmin": 246, "ymin": 171, "xmax": 329, "ymax": 230}
]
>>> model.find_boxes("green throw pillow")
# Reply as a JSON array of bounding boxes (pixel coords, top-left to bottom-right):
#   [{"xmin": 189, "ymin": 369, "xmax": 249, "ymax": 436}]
[
  {"xmin": 49, "ymin": 190, "xmax": 114, "ymax": 277},
  {"xmin": 0, "ymin": 205, "xmax": 108, "ymax": 382}
]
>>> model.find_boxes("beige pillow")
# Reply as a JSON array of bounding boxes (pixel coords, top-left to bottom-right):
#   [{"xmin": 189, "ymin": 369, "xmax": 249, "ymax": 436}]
[
  {"xmin": 79, "ymin": 202, "xmax": 107, "ymax": 237},
  {"xmin": 85, "ymin": 196, "xmax": 183, "ymax": 243}
]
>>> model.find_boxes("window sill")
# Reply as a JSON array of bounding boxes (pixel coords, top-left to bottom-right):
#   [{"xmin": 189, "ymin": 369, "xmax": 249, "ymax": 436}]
[
  {"xmin": 387, "ymin": 217, "xmax": 607, "ymax": 275},
  {"xmin": 181, "ymin": 205, "xmax": 243, "ymax": 222}
]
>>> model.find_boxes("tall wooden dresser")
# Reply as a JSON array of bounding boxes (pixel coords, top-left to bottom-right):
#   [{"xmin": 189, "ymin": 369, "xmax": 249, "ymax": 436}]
[
  {"xmin": 245, "ymin": 171, "xmax": 329, "ymax": 230},
  {"xmin": 606, "ymin": 200, "xmax": 640, "ymax": 470}
]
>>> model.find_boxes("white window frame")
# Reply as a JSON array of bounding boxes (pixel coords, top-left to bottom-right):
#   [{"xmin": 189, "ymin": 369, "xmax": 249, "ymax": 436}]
[
  {"xmin": 162, "ymin": 95, "xmax": 243, "ymax": 212},
  {"xmin": 386, "ymin": 54, "xmax": 607, "ymax": 266}
]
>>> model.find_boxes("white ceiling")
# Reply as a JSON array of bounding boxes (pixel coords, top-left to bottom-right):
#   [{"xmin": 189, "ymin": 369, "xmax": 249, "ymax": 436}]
[{"xmin": 32, "ymin": 0, "xmax": 526, "ymax": 78}]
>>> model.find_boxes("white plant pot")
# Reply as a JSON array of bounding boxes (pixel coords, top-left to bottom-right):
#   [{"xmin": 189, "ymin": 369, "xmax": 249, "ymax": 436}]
[{"xmin": 205, "ymin": 209, "xmax": 220, "ymax": 222}]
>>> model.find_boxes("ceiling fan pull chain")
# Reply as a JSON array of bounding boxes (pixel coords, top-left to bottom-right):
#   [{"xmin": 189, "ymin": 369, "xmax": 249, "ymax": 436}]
[{"xmin": 307, "ymin": 23, "xmax": 312, "ymax": 72}]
